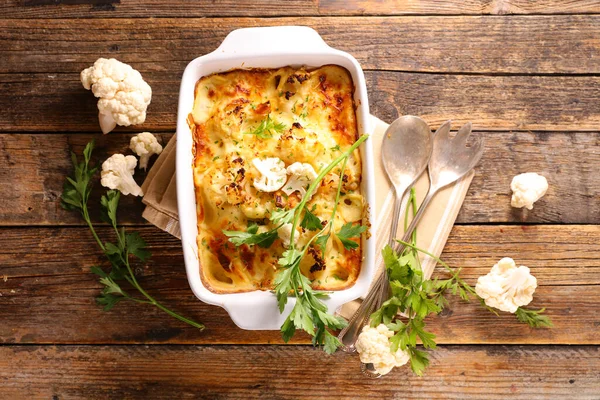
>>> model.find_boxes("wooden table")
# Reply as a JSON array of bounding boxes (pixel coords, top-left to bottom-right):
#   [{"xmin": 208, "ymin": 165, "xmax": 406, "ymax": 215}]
[{"xmin": 2, "ymin": 1, "xmax": 600, "ymax": 398}]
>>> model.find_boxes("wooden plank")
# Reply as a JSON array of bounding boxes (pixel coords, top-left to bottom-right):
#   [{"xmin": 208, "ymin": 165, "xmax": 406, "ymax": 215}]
[
  {"xmin": 0, "ymin": 0, "xmax": 319, "ymax": 18},
  {"xmin": 1, "ymin": 345, "xmax": 598, "ymax": 399},
  {"xmin": 1, "ymin": 131, "xmax": 599, "ymax": 226},
  {"xmin": 3, "ymin": 16, "xmax": 600, "ymax": 74},
  {"xmin": 2, "ymin": 0, "xmax": 600, "ymax": 18},
  {"xmin": 0, "ymin": 225, "xmax": 598, "ymax": 344},
  {"xmin": 2, "ymin": 71, "xmax": 600, "ymax": 133},
  {"xmin": 319, "ymin": 0, "xmax": 600, "ymax": 15}
]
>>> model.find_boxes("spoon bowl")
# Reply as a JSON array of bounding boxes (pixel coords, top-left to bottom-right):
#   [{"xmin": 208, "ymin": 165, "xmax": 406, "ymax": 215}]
[
  {"xmin": 382, "ymin": 116, "xmax": 434, "ymax": 192},
  {"xmin": 338, "ymin": 116, "xmax": 433, "ymax": 358}
]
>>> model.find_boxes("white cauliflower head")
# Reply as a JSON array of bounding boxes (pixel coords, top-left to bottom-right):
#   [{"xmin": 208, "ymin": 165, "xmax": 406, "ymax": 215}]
[
  {"xmin": 81, "ymin": 58, "xmax": 152, "ymax": 134},
  {"xmin": 475, "ymin": 257, "xmax": 537, "ymax": 313},
  {"xmin": 510, "ymin": 172, "xmax": 548, "ymax": 210},
  {"xmin": 355, "ymin": 324, "xmax": 410, "ymax": 376},
  {"xmin": 130, "ymin": 132, "xmax": 163, "ymax": 170},
  {"xmin": 282, "ymin": 162, "xmax": 318, "ymax": 199},
  {"xmin": 252, "ymin": 157, "xmax": 287, "ymax": 192},
  {"xmin": 100, "ymin": 154, "xmax": 143, "ymax": 196}
]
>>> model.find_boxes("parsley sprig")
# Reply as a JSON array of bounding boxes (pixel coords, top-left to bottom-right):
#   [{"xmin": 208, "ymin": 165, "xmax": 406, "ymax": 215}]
[
  {"xmin": 224, "ymin": 135, "xmax": 369, "ymax": 352},
  {"xmin": 244, "ymin": 114, "xmax": 286, "ymax": 139},
  {"xmin": 371, "ymin": 188, "xmax": 552, "ymax": 376},
  {"xmin": 61, "ymin": 140, "xmax": 204, "ymax": 330}
]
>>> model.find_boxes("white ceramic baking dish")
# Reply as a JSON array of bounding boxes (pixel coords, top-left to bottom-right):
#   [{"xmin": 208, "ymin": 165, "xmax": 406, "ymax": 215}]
[{"xmin": 176, "ymin": 26, "xmax": 376, "ymax": 330}]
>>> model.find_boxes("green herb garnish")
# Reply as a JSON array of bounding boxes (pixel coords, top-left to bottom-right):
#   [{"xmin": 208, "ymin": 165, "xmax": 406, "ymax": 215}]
[
  {"xmin": 244, "ymin": 114, "xmax": 286, "ymax": 139},
  {"xmin": 223, "ymin": 135, "xmax": 369, "ymax": 353},
  {"xmin": 335, "ymin": 222, "xmax": 367, "ymax": 250},
  {"xmin": 371, "ymin": 188, "xmax": 552, "ymax": 376},
  {"xmin": 61, "ymin": 140, "xmax": 204, "ymax": 330}
]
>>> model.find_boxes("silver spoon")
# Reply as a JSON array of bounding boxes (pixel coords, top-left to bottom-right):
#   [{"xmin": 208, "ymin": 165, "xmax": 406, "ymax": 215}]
[
  {"xmin": 338, "ymin": 116, "xmax": 433, "ymax": 356},
  {"xmin": 360, "ymin": 120, "xmax": 485, "ymax": 378}
]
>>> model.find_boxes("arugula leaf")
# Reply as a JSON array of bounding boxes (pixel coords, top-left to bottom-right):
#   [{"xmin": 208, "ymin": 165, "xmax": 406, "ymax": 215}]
[
  {"xmin": 223, "ymin": 223, "xmax": 279, "ymax": 248},
  {"xmin": 300, "ymin": 206, "xmax": 322, "ymax": 231},
  {"xmin": 244, "ymin": 114, "xmax": 287, "ymax": 139},
  {"xmin": 335, "ymin": 222, "xmax": 367, "ymax": 250},
  {"xmin": 516, "ymin": 307, "xmax": 553, "ymax": 328}
]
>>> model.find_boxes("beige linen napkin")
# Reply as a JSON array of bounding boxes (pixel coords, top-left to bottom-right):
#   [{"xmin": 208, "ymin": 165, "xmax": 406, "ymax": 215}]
[{"xmin": 142, "ymin": 116, "xmax": 473, "ymax": 317}]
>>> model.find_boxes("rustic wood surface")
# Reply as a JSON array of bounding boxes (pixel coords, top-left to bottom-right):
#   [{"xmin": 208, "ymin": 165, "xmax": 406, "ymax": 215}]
[
  {"xmin": 2, "ymin": 132, "xmax": 599, "ymax": 226},
  {"xmin": 1, "ymin": 0, "xmax": 599, "ymax": 398},
  {"xmin": 1, "ymin": 345, "xmax": 598, "ymax": 399},
  {"xmin": 0, "ymin": 225, "xmax": 598, "ymax": 345}
]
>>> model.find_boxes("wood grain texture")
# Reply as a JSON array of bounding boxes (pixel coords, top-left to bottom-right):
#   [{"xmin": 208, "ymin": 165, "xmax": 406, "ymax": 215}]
[
  {"xmin": 0, "ymin": 225, "xmax": 598, "ymax": 344},
  {"xmin": 0, "ymin": 0, "xmax": 319, "ymax": 18},
  {"xmin": 2, "ymin": 71, "xmax": 600, "ymax": 132},
  {"xmin": 1, "ymin": 131, "xmax": 599, "ymax": 226},
  {"xmin": 1, "ymin": 345, "xmax": 599, "ymax": 399},
  {"xmin": 3, "ymin": 0, "xmax": 600, "ymax": 18},
  {"xmin": 319, "ymin": 0, "xmax": 600, "ymax": 15},
  {"xmin": 3, "ymin": 16, "xmax": 600, "ymax": 74}
]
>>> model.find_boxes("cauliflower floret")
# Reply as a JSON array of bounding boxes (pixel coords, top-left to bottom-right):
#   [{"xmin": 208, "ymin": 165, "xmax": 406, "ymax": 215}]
[
  {"xmin": 252, "ymin": 157, "xmax": 287, "ymax": 192},
  {"xmin": 282, "ymin": 162, "xmax": 318, "ymax": 199},
  {"xmin": 475, "ymin": 257, "xmax": 537, "ymax": 313},
  {"xmin": 129, "ymin": 132, "xmax": 163, "ymax": 170},
  {"xmin": 277, "ymin": 223, "xmax": 300, "ymax": 248},
  {"xmin": 100, "ymin": 154, "xmax": 143, "ymax": 196},
  {"xmin": 510, "ymin": 172, "xmax": 548, "ymax": 210},
  {"xmin": 81, "ymin": 58, "xmax": 152, "ymax": 134},
  {"xmin": 355, "ymin": 324, "xmax": 410, "ymax": 376}
]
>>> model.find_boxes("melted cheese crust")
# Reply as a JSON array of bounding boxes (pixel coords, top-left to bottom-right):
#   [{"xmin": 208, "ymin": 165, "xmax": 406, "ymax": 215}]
[{"xmin": 191, "ymin": 65, "xmax": 364, "ymax": 293}]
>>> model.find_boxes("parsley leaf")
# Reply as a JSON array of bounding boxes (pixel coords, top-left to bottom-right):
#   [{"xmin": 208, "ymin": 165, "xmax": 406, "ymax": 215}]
[
  {"xmin": 270, "ymin": 207, "xmax": 296, "ymax": 225},
  {"xmin": 62, "ymin": 141, "xmax": 204, "ymax": 330},
  {"xmin": 368, "ymin": 186, "xmax": 552, "ymax": 376},
  {"xmin": 271, "ymin": 135, "xmax": 369, "ymax": 353},
  {"xmin": 516, "ymin": 307, "xmax": 553, "ymax": 328},
  {"xmin": 335, "ymin": 222, "xmax": 367, "ymax": 250},
  {"xmin": 96, "ymin": 292, "xmax": 125, "ymax": 311},
  {"xmin": 223, "ymin": 223, "xmax": 279, "ymax": 248},
  {"xmin": 300, "ymin": 206, "xmax": 322, "ymax": 231},
  {"xmin": 125, "ymin": 232, "xmax": 151, "ymax": 262}
]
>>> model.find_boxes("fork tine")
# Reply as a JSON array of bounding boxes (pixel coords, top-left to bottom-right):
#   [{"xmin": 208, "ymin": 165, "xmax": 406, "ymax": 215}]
[
  {"xmin": 434, "ymin": 120, "xmax": 452, "ymax": 139},
  {"xmin": 467, "ymin": 132, "xmax": 485, "ymax": 167},
  {"xmin": 454, "ymin": 121, "xmax": 473, "ymax": 145}
]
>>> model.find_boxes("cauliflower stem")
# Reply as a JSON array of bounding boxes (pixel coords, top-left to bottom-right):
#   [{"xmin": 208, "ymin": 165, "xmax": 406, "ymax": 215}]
[
  {"xmin": 61, "ymin": 140, "xmax": 203, "ymax": 330},
  {"xmin": 369, "ymin": 189, "xmax": 552, "ymax": 376}
]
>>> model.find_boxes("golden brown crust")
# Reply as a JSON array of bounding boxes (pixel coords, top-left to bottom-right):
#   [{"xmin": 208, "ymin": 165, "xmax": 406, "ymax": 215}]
[{"xmin": 191, "ymin": 65, "xmax": 364, "ymax": 293}]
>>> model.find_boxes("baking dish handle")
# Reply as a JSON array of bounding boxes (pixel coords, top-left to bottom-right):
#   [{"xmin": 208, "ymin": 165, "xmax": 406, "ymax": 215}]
[{"xmin": 215, "ymin": 26, "xmax": 331, "ymax": 55}]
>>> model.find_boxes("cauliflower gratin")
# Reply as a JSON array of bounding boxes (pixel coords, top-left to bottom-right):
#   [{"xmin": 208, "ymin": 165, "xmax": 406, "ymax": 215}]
[{"xmin": 190, "ymin": 65, "xmax": 365, "ymax": 293}]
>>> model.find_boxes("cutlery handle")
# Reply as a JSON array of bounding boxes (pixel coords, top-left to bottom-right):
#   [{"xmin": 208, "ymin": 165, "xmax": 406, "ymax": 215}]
[
  {"xmin": 338, "ymin": 272, "xmax": 386, "ymax": 352},
  {"xmin": 338, "ymin": 187, "xmax": 438, "ymax": 351},
  {"xmin": 393, "ymin": 189, "xmax": 437, "ymax": 253}
]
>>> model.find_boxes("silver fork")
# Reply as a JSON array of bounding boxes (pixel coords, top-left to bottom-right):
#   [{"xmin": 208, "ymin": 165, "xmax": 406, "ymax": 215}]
[{"xmin": 339, "ymin": 121, "xmax": 485, "ymax": 377}]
